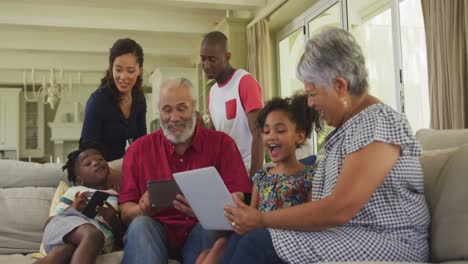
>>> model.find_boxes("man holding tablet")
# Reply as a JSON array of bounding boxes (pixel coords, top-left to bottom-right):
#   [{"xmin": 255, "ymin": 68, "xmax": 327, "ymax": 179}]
[{"xmin": 119, "ymin": 78, "xmax": 251, "ymax": 264}]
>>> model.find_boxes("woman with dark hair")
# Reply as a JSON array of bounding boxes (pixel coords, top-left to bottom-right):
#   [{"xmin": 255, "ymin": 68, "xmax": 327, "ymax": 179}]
[{"xmin": 81, "ymin": 38, "xmax": 147, "ymax": 161}]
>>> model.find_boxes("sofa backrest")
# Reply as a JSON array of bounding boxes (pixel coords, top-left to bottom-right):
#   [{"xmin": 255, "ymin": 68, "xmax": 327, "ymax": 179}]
[
  {"xmin": 417, "ymin": 129, "xmax": 468, "ymax": 262},
  {"xmin": 0, "ymin": 160, "xmax": 68, "ymax": 188},
  {"xmin": 0, "ymin": 158, "xmax": 123, "ymax": 189},
  {"xmin": 416, "ymin": 128, "xmax": 468, "ymax": 151}
]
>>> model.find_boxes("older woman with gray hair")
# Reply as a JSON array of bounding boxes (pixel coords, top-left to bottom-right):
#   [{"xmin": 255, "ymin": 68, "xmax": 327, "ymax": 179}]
[{"xmin": 197, "ymin": 27, "xmax": 430, "ymax": 264}]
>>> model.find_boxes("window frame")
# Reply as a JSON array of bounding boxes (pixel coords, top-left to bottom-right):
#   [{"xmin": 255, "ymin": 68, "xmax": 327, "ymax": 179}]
[{"xmin": 275, "ymin": 0, "xmax": 426, "ymax": 154}]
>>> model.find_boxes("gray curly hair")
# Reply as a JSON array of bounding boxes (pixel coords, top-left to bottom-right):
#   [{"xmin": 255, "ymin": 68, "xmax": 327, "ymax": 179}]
[{"xmin": 297, "ymin": 27, "xmax": 368, "ymax": 96}]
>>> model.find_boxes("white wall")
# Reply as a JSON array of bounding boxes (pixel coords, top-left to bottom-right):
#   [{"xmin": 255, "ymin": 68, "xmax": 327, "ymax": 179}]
[{"xmin": 0, "ymin": 0, "xmax": 274, "ymax": 161}]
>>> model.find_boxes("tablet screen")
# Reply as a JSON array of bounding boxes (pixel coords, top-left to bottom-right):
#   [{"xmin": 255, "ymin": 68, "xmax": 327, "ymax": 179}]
[
  {"xmin": 147, "ymin": 180, "xmax": 182, "ymax": 208},
  {"xmin": 173, "ymin": 167, "xmax": 235, "ymax": 230}
]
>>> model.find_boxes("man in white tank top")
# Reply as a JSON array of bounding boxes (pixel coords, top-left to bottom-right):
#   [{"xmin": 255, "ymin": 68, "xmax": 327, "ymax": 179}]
[{"xmin": 200, "ymin": 31, "xmax": 264, "ymax": 177}]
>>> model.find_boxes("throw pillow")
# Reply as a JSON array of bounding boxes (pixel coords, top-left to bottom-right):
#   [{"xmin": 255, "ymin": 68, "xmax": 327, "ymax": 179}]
[
  {"xmin": 31, "ymin": 181, "xmax": 70, "ymax": 259},
  {"xmin": 48, "ymin": 181, "xmax": 70, "ymax": 216}
]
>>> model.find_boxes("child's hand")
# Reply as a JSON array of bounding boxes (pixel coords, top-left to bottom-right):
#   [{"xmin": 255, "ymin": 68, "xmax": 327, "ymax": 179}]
[
  {"xmin": 97, "ymin": 200, "xmax": 119, "ymax": 223},
  {"xmin": 98, "ymin": 200, "xmax": 125, "ymax": 247},
  {"xmin": 71, "ymin": 191, "xmax": 90, "ymax": 211}
]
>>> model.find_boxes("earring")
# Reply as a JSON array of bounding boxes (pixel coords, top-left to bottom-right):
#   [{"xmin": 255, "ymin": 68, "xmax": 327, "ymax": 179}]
[{"xmin": 342, "ymin": 98, "xmax": 350, "ymax": 109}]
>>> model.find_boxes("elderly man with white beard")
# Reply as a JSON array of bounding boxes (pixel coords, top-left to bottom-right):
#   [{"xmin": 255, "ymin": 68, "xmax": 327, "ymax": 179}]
[{"xmin": 119, "ymin": 78, "xmax": 252, "ymax": 264}]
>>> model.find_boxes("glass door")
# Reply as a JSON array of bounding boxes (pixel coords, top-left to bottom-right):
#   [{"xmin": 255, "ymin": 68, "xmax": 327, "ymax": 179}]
[
  {"xmin": 399, "ymin": 0, "xmax": 430, "ymax": 131},
  {"xmin": 306, "ymin": 1, "xmax": 341, "ymax": 153},
  {"xmin": 308, "ymin": 2, "xmax": 341, "ymax": 37},
  {"xmin": 278, "ymin": 27, "xmax": 305, "ymax": 98},
  {"xmin": 348, "ymin": 0, "xmax": 398, "ymax": 110}
]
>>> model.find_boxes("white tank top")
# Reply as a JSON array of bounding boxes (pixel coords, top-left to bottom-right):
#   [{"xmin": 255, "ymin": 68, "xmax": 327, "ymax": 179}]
[{"xmin": 209, "ymin": 69, "xmax": 252, "ymax": 172}]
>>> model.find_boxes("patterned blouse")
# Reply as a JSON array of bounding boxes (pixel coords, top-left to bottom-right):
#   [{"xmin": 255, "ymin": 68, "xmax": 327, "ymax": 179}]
[
  {"xmin": 252, "ymin": 166, "xmax": 314, "ymax": 212},
  {"xmin": 268, "ymin": 103, "xmax": 430, "ymax": 263}
]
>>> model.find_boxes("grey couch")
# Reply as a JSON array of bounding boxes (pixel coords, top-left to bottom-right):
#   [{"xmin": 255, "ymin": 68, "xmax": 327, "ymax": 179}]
[{"xmin": 0, "ymin": 129, "xmax": 467, "ymax": 263}]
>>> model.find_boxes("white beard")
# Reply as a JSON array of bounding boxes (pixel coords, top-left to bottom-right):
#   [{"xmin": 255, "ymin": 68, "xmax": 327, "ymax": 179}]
[{"xmin": 161, "ymin": 112, "xmax": 197, "ymax": 144}]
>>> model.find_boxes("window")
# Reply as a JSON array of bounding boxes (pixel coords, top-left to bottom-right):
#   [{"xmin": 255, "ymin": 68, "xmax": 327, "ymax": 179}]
[
  {"xmin": 307, "ymin": 1, "xmax": 341, "ymax": 152},
  {"xmin": 276, "ymin": 0, "xmax": 429, "ymax": 153},
  {"xmin": 278, "ymin": 27, "xmax": 305, "ymax": 98},
  {"xmin": 399, "ymin": 0, "xmax": 430, "ymax": 132},
  {"xmin": 25, "ymin": 101, "xmax": 38, "ymax": 149},
  {"xmin": 308, "ymin": 2, "xmax": 341, "ymax": 37},
  {"xmin": 20, "ymin": 96, "xmax": 44, "ymax": 158},
  {"xmin": 348, "ymin": 0, "xmax": 398, "ymax": 110}
]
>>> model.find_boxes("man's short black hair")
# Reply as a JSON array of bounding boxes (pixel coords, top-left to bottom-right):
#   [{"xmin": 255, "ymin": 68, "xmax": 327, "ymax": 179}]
[{"xmin": 202, "ymin": 31, "xmax": 229, "ymax": 52}]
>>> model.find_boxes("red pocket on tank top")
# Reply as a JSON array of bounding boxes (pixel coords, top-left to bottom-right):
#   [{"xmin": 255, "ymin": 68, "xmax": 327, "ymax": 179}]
[{"xmin": 225, "ymin": 99, "xmax": 237, "ymax": 120}]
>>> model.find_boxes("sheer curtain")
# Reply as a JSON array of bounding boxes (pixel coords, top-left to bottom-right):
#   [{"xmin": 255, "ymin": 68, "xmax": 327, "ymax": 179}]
[
  {"xmin": 421, "ymin": 0, "xmax": 468, "ymax": 129},
  {"xmin": 247, "ymin": 18, "xmax": 272, "ymax": 101}
]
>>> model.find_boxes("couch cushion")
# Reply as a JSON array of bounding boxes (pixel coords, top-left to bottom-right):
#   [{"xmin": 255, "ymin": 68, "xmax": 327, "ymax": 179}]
[
  {"xmin": 0, "ymin": 160, "xmax": 68, "ymax": 188},
  {"xmin": 0, "ymin": 187, "xmax": 54, "ymax": 254},
  {"xmin": 419, "ymin": 146, "xmax": 460, "ymax": 210},
  {"xmin": 416, "ymin": 129, "xmax": 468, "ymax": 151},
  {"xmin": 0, "ymin": 252, "xmax": 125, "ymax": 264},
  {"xmin": 0, "ymin": 252, "xmax": 182, "ymax": 264},
  {"xmin": 0, "ymin": 254, "xmax": 32, "ymax": 264},
  {"xmin": 429, "ymin": 144, "xmax": 468, "ymax": 262},
  {"xmin": 95, "ymin": 251, "xmax": 123, "ymax": 263},
  {"xmin": 108, "ymin": 158, "xmax": 123, "ymax": 174}
]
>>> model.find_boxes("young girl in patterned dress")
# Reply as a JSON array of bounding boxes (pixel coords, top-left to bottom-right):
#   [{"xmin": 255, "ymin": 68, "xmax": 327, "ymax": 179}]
[
  {"xmin": 251, "ymin": 93, "xmax": 321, "ymax": 214},
  {"xmin": 196, "ymin": 93, "xmax": 321, "ymax": 264},
  {"xmin": 37, "ymin": 144, "xmax": 124, "ymax": 264}
]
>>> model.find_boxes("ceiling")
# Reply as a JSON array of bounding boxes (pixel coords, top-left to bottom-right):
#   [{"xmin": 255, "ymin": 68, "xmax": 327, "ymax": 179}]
[
  {"xmin": 0, "ymin": 0, "xmax": 271, "ymax": 86},
  {"xmin": 0, "ymin": 0, "xmax": 323, "ymax": 88}
]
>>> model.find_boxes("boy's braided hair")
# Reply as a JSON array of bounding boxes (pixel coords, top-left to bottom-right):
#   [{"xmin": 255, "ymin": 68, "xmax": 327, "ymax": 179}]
[{"xmin": 62, "ymin": 142, "xmax": 104, "ymax": 185}]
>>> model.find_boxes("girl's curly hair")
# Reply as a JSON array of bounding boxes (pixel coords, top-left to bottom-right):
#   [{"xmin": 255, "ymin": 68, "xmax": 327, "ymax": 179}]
[{"xmin": 256, "ymin": 93, "xmax": 322, "ymax": 147}]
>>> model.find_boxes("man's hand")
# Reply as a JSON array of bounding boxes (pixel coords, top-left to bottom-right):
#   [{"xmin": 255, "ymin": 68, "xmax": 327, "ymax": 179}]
[
  {"xmin": 138, "ymin": 191, "xmax": 159, "ymax": 217},
  {"xmin": 173, "ymin": 194, "xmax": 196, "ymax": 218},
  {"xmin": 71, "ymin": 191, "xmax": 90, "ymax": 212}
]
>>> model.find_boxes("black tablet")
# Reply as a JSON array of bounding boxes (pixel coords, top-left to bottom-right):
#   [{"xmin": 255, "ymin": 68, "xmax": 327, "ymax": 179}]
[{"xmin": 147, "ymin": 180, "xmax": 183, "ymax": 208}]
